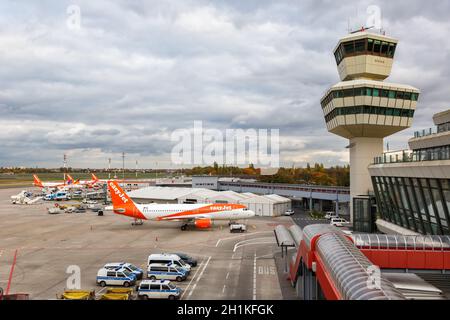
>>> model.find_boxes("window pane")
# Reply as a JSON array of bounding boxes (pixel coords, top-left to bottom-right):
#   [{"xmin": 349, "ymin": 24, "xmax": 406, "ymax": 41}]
[
  {"xmin": 343, "ymin": 88, "xmax": 354, "ymax": 97},
  {"xmin": 367, "ymin": 39, "xmax": 374, "ymax": 52},
  {"xmin": 373, "ymin": 88, "xmax": 380, "ymax": 97},
  {"xmin": 354, "ymin": 87, "xmax": 364, "ymax": 96},
  {"xmin": 366, "ymin": 88, "xmax": 372, "ymax": 96},
  {"xmin": 396, "ymin": 91, "xmax": 404, "ymax": 99},
  {"xmin": 344, "ymin": 42, "xmax": 355, "ymax": 54},
  {"xmin": 373, "ymin": 40, "xmax": 381, "ymax": 53},
  {"xmin": 388, "ymin": 90, "xmax": 396, "ymax": 99},
  {"xmin": 381, "ymin": 89, "xmax": 389, "ymax": 98},
  {"xmin": 355, "ymin": 40, "xmax": 366, "ymax": 52},
  {"xmin": 381, "ymin": 42, "xmax": 389, "ymax": 55}
]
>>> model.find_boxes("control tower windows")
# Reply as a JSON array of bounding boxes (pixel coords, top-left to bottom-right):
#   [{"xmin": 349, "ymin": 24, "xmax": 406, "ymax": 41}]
[
  {"xmin": 373, "ymin": 40, "xmax": 381, "ymax": 54},
  {"xmin": 373, "ymin": 88, "xmax": 380, "ymax": 97},
  {"xmin": 388, "ymin": 90, "xmax": 396, "ymax": 99},
  {"xmin": 367, "ymin": 39, "xmax": 374, "ymax": 52},
  {"xmin": 355, "ymin": 40, "xmax": 366, "ymax": 52},
  {"xmin": 324, "ymin": 106, "xmax": 415, "ymax": 122},
  {"xmin": 381, "ymin": 42, "xmax": 389, "ymax": 55},
  {"xmin": 321, "ymin": 87, "xmax": 419, "ymax": 109},
  {"xmin": 344, "ymin": 42, "xmax": 355, "ymax": 54},
  {"xmin": 388, "ymin": 43, "xmax": 396, "ymax": 58},
  {"xmin": 334, "ymin": 38, "xmax": 397, "ymax": 64}
]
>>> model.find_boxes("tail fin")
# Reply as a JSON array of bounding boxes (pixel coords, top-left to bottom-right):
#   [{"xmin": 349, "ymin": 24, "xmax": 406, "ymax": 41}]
[
  {"xmin": 91, "ymin": 173, "xmax": 99, "ymax": 182},
  {"xmin": 107, "ymin": 180, "xmax": 144, "ymax": 219},
  {"xmin": 67, "ymin": 174, "xmax": 75, "ymax": 184},
  {"xmin": 33, "ymin": 174, "xmax": 43, "ymax": 187}
]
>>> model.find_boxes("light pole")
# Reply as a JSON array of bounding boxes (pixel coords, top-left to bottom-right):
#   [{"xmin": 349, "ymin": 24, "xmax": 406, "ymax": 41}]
[
  {"xmin": 122, "ymin": 152, "xmax": 125, "ymax": 186},
  {"xmin": 135, "ymin": 160, "xmax": 138, "ymax": 179},
  {"xmin": 108, "ymin": 158, "xmax": 111, "ymax": 180}
]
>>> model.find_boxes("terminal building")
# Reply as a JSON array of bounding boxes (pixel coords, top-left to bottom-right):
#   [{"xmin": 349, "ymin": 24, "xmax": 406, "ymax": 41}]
[{"xmin": 369, "ymin": 109, "xmax": 450, "ymax": 235}]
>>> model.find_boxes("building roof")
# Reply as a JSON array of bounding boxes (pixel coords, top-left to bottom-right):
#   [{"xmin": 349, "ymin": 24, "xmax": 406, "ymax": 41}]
[
  {"xmin": 208, "ymin": 190, "xmax": 249, "ymax": 202},
  {"xmin": 330, "ymin": 79, "xmax": 419, "ymax": 92},
  {"xmin": 264, "ymin": 194, "xmax": 291, "ymax": 203},
  {"xmin": 433, "ymin": 109, "xmax": 450, "ymax": 125},
  {"xmin": 128, "ymin": 186, "xmax": 201, "ymax": 200},
  {"xmin": 334, "ymin": 31, "xmax": 398, "ymax": 52}
]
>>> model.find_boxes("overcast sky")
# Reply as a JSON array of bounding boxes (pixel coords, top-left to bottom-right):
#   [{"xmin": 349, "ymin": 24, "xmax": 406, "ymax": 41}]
[{"xmin": 0, "ymin": 0, "xmax": 449, "ymax": 169}]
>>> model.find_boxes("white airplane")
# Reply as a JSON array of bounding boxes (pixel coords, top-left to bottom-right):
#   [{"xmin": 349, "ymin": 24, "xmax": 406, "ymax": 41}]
[
  {"xmin": 33, "ymin": 174, "xmax": 84, "ymax": 190},
  {"xmin": 67, "ymin": 174, "xmax": 100, "ymax": 188},
  {"xmin": 107, "ymin": 180, "xmax": 255, "ymax": 230}
]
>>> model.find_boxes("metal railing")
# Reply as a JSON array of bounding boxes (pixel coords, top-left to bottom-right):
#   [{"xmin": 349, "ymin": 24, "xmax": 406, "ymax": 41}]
[
  {"xmin": 414, "ymin": 128, "xmax": 436, "ymax": 138},
  {"xmin": 373, "ymin": 149, "xmax": 450, "ymax": 164}
]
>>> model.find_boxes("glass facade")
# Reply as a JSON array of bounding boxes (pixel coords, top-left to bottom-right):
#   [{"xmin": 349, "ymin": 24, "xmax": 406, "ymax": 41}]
[
  {"xmin": 334, "ymin": 38, "xmax": 397, "ymax": 65},
  {"xmin": 321, "ymin": 87, "xmax": 419, "ymax": 109},
  {"xmin": 372, "ymin": 176, "xmax": 450, "ymax": 235},
  {"xmin": 324, "ymin": 106, "xmax": 414, "ymax": 123}
]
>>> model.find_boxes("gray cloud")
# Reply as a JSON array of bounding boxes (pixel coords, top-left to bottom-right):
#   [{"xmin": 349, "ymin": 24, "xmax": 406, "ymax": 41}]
[{"xmin": 0, "ymin": 0, "xmax": 449, "ymax": 168}]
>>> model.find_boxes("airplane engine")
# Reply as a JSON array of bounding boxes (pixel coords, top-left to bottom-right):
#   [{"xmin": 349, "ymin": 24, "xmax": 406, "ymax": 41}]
[{"xmin": 194, "ymin": 218, "xmax": 212, "ymax": 229}]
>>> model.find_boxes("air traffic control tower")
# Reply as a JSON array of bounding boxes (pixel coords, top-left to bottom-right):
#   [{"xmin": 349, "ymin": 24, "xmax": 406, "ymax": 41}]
[{"xmin": 320, "ymin": 30, "xmax": 420, "ymax": 220}]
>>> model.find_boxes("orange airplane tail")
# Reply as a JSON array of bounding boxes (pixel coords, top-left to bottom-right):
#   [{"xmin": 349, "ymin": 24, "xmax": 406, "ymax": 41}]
[
  {"xmin": 107, "ymin": 181, "xmax": 145, "ymax": 219},
  {"xmin": 91, "ymin": 173, "xmax": 99, "ymax": 182},
  {"xmin": 67, "ymin": 174, "xmax": 76, "ymax": 184},
  {"xmin": 33, "ymin": 175, "xmax": 43, "ymax": 187}
]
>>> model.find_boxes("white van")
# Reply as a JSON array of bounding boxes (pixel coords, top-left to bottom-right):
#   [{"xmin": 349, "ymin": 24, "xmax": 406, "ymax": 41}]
[
  {"xmin": 148, "ymin": 253, "xmax": 191, "ymax": 273},
  {"xmin": 104, "ymin": 262, "xmax": 144, "ymax": 280},
  {"xmin": 330, "ymin": 217, "xmax": 350, "ymax": 227},
  {"xmin": 147, "ymin": 263, "xmax": 187, "ymax": 282},
  {"xmin": 96, "ymin": 267, "xmax": 136, "ymax": 287},
  {"xmin": 137, "ymin": 280, "xmax": 181, "ymax": 300}
]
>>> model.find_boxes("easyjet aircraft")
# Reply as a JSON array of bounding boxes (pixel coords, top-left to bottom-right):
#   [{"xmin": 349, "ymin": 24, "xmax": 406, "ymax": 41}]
[
  {"xmin": 33, "ymin": 174, "xmax": 83, "ymax": 190},
  {"xmin": 67, "ymin": 174, "xmax": 100, "ymax": 188},
  {"xmin": 107, "ymin": 180, "xmax": 255, "ymax": 230}
]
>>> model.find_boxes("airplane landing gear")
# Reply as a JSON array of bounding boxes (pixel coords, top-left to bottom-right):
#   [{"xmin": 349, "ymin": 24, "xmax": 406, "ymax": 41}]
[
  {"xmin": 181, "ymin": 224, "xmax": 188, "ymax": 231},
  {"xmin": 132, "ymin": 219, "xmax": 144, "ymax": 226}
]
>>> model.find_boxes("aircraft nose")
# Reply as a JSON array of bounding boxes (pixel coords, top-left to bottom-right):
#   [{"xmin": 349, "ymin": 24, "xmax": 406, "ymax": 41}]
[{"xmin": 248, "ymin": 210, "xmax": 256, "ymax": 217}]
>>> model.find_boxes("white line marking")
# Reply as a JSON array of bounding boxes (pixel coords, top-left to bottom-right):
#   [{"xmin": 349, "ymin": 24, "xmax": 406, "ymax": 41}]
[
  {"xmin": 253, "ymin": 253, "xmax": 257, "ymax": 300},
  {"xmin": 225, "ymin": 272, "xmax": 229, "ymax": 280},
  {"xmin": 215, "ymin": 231, "xmax": 272, "ymax": 247},
  {"xmin": 222, "ymin": 285, "xmax": 226, "ymax": 294},
  {"xmin": 234, "ymin": 239, "xmax": 277, "ymax": 252},
  {"xmin": 187, "ymin": 256, "xmax": 211, "ymax": 299},
  {"xmin": 181, "ymin": 257, "xmax": 207, "ymax": 300}
]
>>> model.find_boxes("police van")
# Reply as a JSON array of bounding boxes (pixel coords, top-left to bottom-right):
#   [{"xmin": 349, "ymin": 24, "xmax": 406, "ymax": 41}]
[
  {"xmin": 147, "ymin": 263, "xmax": 187, "ymax": 282},
  {"xmin": 96, "ymin": 267, "xmax": 137, "ymax": 287},
  {"xmin": 137, "ymin": 280, "xmax": 181, "ymax": 300},
  {"xmin": 104, "ymin": 262, "xmax": 144, "ymax": 280},
  {"xmin": 147, "ymin": 253, "xmax": 191, "ymax": 274}
]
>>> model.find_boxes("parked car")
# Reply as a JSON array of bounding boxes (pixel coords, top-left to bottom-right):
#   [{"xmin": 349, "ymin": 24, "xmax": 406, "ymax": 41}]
[
  {"xmin": 325, "ymin": 212, "xmax": 338, "ymax": 220},
  {"xmin": 284, "ymin": 209, "xmax": 295, "ymax": 216},
  {"xmin": 330, "ymin": 217, "xmax": 350, "ymax": 227},
  {"xmin": 174, "ymin": 253, "xmax": 198, "ymax": 267},
  {"xmin": 137, "ymin": 280, "xmax": 181, "ymax": 300}
]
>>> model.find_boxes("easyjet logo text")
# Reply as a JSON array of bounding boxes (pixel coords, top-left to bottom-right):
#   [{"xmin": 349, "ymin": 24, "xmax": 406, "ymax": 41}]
[{"xmin": 109, "ymin": 182, "xmax": 128, "ymax": 204}]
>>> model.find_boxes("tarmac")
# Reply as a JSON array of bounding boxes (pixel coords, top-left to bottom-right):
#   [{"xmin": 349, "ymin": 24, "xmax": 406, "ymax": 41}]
[{"xmin": 0, "ymin": 187, "xmax": 297, "ymax": 300}]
